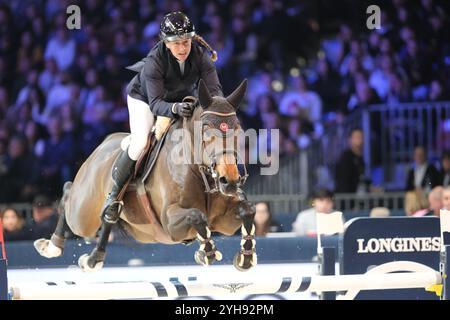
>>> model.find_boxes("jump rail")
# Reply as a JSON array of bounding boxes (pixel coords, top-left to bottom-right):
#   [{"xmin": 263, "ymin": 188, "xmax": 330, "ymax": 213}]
[
  {"xmin": 9, "ymin": 270, "xmax": 441, "ymax": 300},
  {"xmin": 3, "ymin": 210, "xmax": 450, "ymax": 300}
]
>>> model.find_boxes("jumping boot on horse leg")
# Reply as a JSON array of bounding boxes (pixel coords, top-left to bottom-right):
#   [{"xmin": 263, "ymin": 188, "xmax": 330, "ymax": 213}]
[
  {"xmin": 233, "ymin": 191, "xmax": 257, "ymax": 271},
  {"xmin": 78, "ymin": 150, "xmax": 136, "ymax": 272},
  {"xmin": 187, "ymin": 209, "xmax": 223, "ymax": 266},
  {"xmin": 78, "ymin": 222, "xmax": 111, "ymax": 272},
  {"xmin": 34, "ymin": 181, "xmax": 72, "ymax": 258}
]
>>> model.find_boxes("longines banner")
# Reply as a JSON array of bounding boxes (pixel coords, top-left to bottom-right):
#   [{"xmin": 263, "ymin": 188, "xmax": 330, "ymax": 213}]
[{"xmin": 340, "ymin": 217, "xmax": 440, "ymax": 300}]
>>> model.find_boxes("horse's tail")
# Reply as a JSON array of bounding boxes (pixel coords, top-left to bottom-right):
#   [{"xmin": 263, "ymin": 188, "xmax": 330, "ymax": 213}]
[{"xmin": 58, "ymin": 181, "xmax": 72, "ymax": 216}]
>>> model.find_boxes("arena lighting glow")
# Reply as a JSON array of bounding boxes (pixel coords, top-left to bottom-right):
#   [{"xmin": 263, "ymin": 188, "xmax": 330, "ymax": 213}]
[
  {"xmin": 271, "ymin": 80, "xmax": 284, "ymax": 92},
  {"xmin": 289, "ymin": 68, "xmax": 300, "ymax": 77}
]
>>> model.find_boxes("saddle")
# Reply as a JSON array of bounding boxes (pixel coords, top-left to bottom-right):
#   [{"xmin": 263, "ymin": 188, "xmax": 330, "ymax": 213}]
[
  {"xmin": 115, "ymin": 95, "xmax": 198, "ymax": 244},
  {"xmin": 117, "ymin": 116, "xmax": 177, "ymax": 244}
]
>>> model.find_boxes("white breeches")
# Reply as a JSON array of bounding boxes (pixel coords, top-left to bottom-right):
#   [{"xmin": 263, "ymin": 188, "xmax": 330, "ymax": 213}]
[{"xmin": 125, "ymin": 95, "xmax": 154, "ymax": 160}]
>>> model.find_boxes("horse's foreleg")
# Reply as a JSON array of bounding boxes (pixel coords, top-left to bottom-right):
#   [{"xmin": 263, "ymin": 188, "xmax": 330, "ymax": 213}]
[
  {"xmin": 234, "ymin": 189, "xmax": 257, "ymax": 271},
  {"xmin": 78, "ymin": 201, "xmax": 122, "ymax": 272},
  {"xmin": 34, "ymin": 181, "xmax": 72, "ymax": 258},
  {"xmin": 166, "ymin": 205, "xmax": 222, "ymax": 266}
]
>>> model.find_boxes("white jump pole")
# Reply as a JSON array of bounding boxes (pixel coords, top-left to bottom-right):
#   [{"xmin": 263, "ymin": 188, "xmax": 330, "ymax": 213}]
[{"xmin": 10, "ymin": 270, "xmax": 441, "ymax": 300}]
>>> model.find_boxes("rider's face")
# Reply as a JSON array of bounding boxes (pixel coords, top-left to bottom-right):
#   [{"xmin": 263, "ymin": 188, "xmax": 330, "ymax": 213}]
[{"xmin": 165, "ymin": 39, "xmax": 192, "ymax": 62}]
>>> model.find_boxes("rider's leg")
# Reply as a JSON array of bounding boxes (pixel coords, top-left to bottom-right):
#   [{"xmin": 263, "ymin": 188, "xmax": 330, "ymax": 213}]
[
  {"xmin": 81, "ymin": 96, "xmax": 154, "ymax": 270},
  {"xmin": 102, "ymin": 95, "xmax": 154, "ymax": 222}
]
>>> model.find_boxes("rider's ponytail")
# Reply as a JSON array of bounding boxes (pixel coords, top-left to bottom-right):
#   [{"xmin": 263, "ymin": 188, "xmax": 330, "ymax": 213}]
[{"xmin": 193, "ymin": 34, "xmax": 218, "ymax": 62}]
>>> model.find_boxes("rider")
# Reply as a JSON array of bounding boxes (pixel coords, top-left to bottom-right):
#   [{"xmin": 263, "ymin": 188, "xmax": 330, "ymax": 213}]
[{"xmin": 102, "ymin": 11, "xmax": 223, "ymax": 220}]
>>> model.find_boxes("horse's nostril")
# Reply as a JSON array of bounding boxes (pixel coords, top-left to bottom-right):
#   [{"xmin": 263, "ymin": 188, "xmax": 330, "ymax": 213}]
[{"xmin": 219, "ymin": 176, "xmax": 228, "ymax": 184}]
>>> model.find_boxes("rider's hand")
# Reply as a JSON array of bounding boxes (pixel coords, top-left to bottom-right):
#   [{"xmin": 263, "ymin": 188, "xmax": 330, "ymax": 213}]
[{"xmin": 172, "ymin": 102, "xmax": 194, "ymax": 118}]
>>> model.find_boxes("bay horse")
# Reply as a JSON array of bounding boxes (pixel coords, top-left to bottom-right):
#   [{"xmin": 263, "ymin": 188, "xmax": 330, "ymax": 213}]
[{"xmin": 34, "ymin": 79, "xmax": 257, "ymax": 272}]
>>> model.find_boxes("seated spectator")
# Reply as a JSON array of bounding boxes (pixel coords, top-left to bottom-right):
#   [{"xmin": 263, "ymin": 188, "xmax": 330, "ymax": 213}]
[
  {"xmin": 385, "ymin": 71, "xmax": 411, "ymax": 104},
  {"xmin": 405, "ymin": 146, "xmax": 440, "ymax": 193},
  {"xmin": 1, "ymin": 208, "xmax": 28, "ymax": 241},
  {"xmin": 429, "ymin": 79, "xmax": 449, "ymax": 101},
  {"xmin": 369, "ymin": 207, "xmax": 391, "ymax": 218},
  {"xmin": 35, "ymin": 115, "xmax": 76, "ymax": 197},
  {"xmin": 369, "ymin": 54, "xmax": 395, "ymax": 101},
  {"xmin": 404, "ymin": 190, "xmax": 429, "ymax": 216},
  {"xmin": 439, "ymin": 150, "xmax": 450, "ymax": 187},
  {"xmin": 25, "ymin": 195, "xmax": 58, "ymax": 240},
  {"xmin": 44, "ymin": 27, "xmax": 76, "ymax": 71},
  {"xmin": 411, "ymin": 186, "xmax": 444, "ymax": 217},
  {"xmin": 347, "ymin": 76, "xmax": 381, "ymax": 111},
  {"xmin": 2, "ymin": 134, "xmax": 38, "ymax": 202},
  {"xmin": 312, "ymin": 57, "xmax": 343, "ymax": 115},
  {"xmin": 292, "ymin": 189, "xmax": 337, "ymax": 236},
  {"xmin": 279, "ymin": 74, "xmax": 322, "ymax": 124},
  {"xmin": 253, "ymin": 201, "xmax": 279, "ymax": 236},
  {"xmin": 443, "ymin": 186, "xmax": 450, "ymax": 211}
]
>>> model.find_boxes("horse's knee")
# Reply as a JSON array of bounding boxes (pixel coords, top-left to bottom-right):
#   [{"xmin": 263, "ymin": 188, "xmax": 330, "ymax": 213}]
[
  {"xmin": 239, "ymin": 201, "xmax": 256, "ymax": 218},
  {"xmin": 186, "ymin": 209, "xmax": 208, "ymax": 228}
]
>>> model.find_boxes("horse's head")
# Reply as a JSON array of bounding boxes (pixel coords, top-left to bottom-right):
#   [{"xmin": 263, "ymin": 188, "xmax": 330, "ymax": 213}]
[{"xmin": 195, "ymin": 78, "xmax": 247, "ymax": 196}]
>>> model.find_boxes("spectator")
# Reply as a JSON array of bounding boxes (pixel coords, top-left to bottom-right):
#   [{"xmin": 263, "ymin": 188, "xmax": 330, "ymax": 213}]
[
  {"xmin": 25, "ymin": 195, "xmax": 58, "ymax": 240},
  {"xmin": 312, "ymin": 57, "xmax": 343, "ymax": 114},
  {"xmin": 443, "ymin": 186, "xmax": 450, "ymax": 210},
  {"xmin": 427, "ymin": 186, "xmax": 444, "ymax": 216},
  {"xmin": 385, "ymin": 71, "xmax": 411, "ymax": 104},
  {"xmin": 39, "ymin": 72, "xmax": 72, "ymax": 124},
  {"xmin": 405, "ymin": 146, "xmax": 440, "ymax": 193},
  {"xmin": 347, "ymin": 76, "xmax": 381, "ymax": 111},
  {"xmin": 44, "ymin": 27, "xmax": 76, "ymax": 71},
  {"xmin": 227, "ymin": 15, "xmax": 258, "ymax": 86},
  {"xmin": 35, "ymin": 115, "xmax": 76, "ymax": 197},
  {"xmin": 279, "ymin": 74, "xmax": 322, "ymax": 124},
  {"xmin": 411, "ymin": 186, "xmax": 444, "ymax": 217},
  {"xmin": 38, "ymin": 58, "xmax": 60, "ymax": 94},
  {"xmin": 369, "ymin": 54, "xmax": 395, "ymax": 101},
  {"xmin": 335, "ymin": 128, "xmax": 368, "ymax": 193},
  {"xmin": 439, "ymin": 150, "xmax": 450, "ymax": 187},
  {"xmin": 369, "ymin": 207, "xmax": 391, "ymax": 218},
  {"xmin": 2, "ymin": 134, "xmax": 38, "ymax": 202},
  {"xmin": 292, "ymin": 189, "xmax": 337, "ymax": 236},
  {"xmin": 429, "ymin": 79, "xmax": 449, "ymax": 101},
  {"xmin": 404, "ymin": 190, "xmax": 429, "ymax": 216},
  {"xmin": 253, "ymin": 201, "xmax": 279, "ymax": 236},
  {"xmin": 1, "ymin": 208, "xmax": 28, "ymax": 241}
]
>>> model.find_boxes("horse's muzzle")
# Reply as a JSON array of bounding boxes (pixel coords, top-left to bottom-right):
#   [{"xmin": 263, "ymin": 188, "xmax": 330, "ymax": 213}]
[{"xmin": 219, "ymin": 176, "xmax": 239, "ymax": 196}]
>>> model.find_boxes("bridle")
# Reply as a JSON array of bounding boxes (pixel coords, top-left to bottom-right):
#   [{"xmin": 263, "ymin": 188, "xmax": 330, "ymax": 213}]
[{"xmin": 196, "ymin": 110, "xmax": 248, "ymax": 194}]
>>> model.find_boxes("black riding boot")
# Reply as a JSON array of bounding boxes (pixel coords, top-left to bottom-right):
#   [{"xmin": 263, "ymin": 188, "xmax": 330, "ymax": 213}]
[{"xmin": 102, "ymin": 150, "xmax": 136, "ymax": 223}]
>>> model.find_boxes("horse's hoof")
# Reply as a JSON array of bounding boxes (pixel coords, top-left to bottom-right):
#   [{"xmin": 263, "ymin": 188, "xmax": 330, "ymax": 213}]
[
  {"xmin": 34, "ymin": 239, "xmax": 63, "ymax": 258},
  {"xmin": 194, "ymin": 250, "xmax": 209, "ymax": 266},
  {"xmin": 78, "ymin": 254, "xmax": 104, "ymax": 272},
  {"xmin": 233, "ymin": 252, "xmax": 257, "ymax": 272},
  {"xmin": 194, "ymin": 249, "xmax": 222, "ymax": 266}
]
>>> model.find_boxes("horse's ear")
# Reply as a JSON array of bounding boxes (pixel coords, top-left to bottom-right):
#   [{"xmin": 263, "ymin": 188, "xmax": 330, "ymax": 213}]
[
  {"xmin": 198, "ymin": 79, "xmax": 213, "ymax": 108},
  {"xmin": 226, "ymin": 79, "xmax": 247, "ymax": 110}
]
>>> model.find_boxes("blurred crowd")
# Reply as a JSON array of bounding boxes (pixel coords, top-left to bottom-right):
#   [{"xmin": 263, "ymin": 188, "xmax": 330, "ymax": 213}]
[{"xmin": 0, "ymin": 0, "xmax": 449, "ymax": 203}]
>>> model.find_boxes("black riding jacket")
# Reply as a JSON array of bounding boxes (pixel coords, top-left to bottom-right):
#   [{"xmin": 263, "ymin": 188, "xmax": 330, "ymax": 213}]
[{"xmin": 126, "ymin": 41, "xmax": 223, "ymax": 118}]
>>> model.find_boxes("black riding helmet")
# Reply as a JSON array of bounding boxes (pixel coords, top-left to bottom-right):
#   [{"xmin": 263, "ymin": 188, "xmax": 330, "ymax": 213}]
[{"xmin": 160, "ymin": 11, "xmax": 195, "ymax": 42}]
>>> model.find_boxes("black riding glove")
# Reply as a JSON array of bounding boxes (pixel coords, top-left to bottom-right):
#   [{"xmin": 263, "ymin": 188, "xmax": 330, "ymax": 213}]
[{"xmin": 172, "ymin": 102, "xmax": 194, "ymax": 118}]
